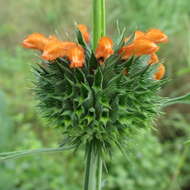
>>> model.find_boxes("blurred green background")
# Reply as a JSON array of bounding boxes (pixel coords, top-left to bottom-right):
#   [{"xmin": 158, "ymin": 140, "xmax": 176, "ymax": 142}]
[{"xmin": 0, "ymin": 0, "xmax": 190, "ymax": 189}]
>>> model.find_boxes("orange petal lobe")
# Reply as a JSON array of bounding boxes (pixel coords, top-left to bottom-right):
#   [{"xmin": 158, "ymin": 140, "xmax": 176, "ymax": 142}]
[
  {"xmin": 149, "ymin": 53, "xmax": 159, "ymax": 65},
  {"xmin": 22, "ymin": 33, "xmax": 48, "ymax": 51},
  {"xmin": 145, "ymin": 29, "xmax": 168, "ymax": 43},
  {"xmin": 154, "ymin": 64, "xmax": 165, "ymax": 80}
]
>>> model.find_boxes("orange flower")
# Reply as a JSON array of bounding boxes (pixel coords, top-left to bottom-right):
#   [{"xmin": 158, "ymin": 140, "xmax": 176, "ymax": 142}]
[
  {"xmin": 132, "ymin": 39, "xmax": 159, "ymax": 56},
  {"xmin": 22, "ymin": 33, "xmax": 49, "ymax": 51},
  {"xmin": 95, "ymin": 37, "xmax": 114, "ymax": 62},
  {"xmin": 120, "ymin": 39, "xmax": 159, "ymax": 59},
  {"xmin": 145, "ymin": 29, "xmax": 168, "ymax": 43},
  {"xmin": 68, "ymin": 45, "xmax": 85, "ymax": 68},
  {"xmin": 77, "ymin": 24, "xmax": 90, "ymax": 43},
  {"xmin": 148, "ymin": 53, "xmax": 159, "ymax": 65},
  {"xmin": 42, "ymin": 41, "xmax": 77, "ymax": 61},
  {"xmin": 154, "ymin": 64, "xmax": 165, "ymax": 80}
]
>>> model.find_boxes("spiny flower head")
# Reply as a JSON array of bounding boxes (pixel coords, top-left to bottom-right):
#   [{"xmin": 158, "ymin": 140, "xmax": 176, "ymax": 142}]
[{"xmin": 22, "ymin": 25, "xmax": 168, "ymax": 153}]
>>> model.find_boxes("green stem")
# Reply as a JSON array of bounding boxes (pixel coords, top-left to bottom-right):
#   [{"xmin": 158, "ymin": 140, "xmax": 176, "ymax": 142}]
[
  {"xmin": 97, "ymin": 155, "xmax": 103, "ymax": 190},
  {"xmin": 84, "ymin": 143, "xmax": 97, "ymax": 190},
  {"xmin": 101, "ymin": 0, "xmax": 106, "ymax": 36},
  {"xmin": 84, "ymin": 143, "xmax": 103, "ymax": 190},
  {"xmin": 92, "ymin": 0, "xmax": 106, "ymax": 49},
  {"xmin": 0, "ymin": 145, "xmax": 75, "ymax": 161}
]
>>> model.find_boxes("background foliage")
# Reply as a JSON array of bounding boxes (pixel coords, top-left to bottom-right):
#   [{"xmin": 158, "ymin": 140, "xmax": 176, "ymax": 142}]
[{"xmin": 0, "ymin": 0, "xmax": 190, "ymax": 189}]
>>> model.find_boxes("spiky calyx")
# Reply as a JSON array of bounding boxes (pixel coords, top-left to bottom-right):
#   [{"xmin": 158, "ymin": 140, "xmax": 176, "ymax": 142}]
[{"xmin": 32, "ymin": 29, "xmax": 166, "ymax": 155}]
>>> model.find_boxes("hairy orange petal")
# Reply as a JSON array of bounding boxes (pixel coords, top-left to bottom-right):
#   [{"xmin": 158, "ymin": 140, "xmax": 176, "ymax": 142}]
[
  {"xmin": 154, "ymin": 64, "xmax": 165, "ymax": 80},
  {"xmin": 77, "ymin": 24, "xmax": 90, "ymax": 43},
  {"xmin": 95, "ymin": 37, "xmax": 114, "ymax": 61},
  {"xmin": 22, "ymin": 33, "xmax": 49, "ymax": 51},
  {"xmin": 145, "ymin": 29, "xmax": 168, "ymax": 43},
  {"xmin": 149, "ymin": 53, "xmax": 159, "ymax": 65},
  {"xmin": 68, "ymin": 45, "xmax": 85, "ymax": 68}
]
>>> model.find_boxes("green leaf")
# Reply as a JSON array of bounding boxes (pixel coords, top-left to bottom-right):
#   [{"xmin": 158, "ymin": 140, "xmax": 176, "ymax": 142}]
[
  {"xmin": 0, "ymin": 145, "xmax": 75, "ymax": 161},
  {"xmin": 88, "ymin": 52, "xmax": 99, "ymax": 70},
  {"xmin": 164, "ymin": 93, "xmax": 190, "ymax": 106}
]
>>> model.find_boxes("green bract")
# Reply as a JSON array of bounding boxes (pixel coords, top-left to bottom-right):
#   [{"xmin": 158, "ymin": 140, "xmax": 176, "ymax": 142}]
[{"xmin": 33, "ymin": 30, "xmax": 165, "ymax": 155}]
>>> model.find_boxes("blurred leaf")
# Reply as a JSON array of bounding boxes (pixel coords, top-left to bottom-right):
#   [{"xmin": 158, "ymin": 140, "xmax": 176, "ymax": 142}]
[{"xmin": 165, "ymin": 93, "xmax": 190, "ymax": 106}]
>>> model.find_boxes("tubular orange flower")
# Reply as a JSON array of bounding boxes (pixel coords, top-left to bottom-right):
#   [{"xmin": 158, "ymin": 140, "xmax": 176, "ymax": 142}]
[
  {"xmin": 95, "ymin": 37, "xmax": 114, "ymax": 63},
  {"xmin": 22, "ymin": 33, "xmax": 49, "ymax": 51},
  {"xmin": 132, "ymin": 39, "xmax": 159, "ymax": 56},
  {"xmin": 149, "ymin": 53, "xmax": 159, "ymax": 65},
  {"xmin": 77, "ymin": 24, "xmax": 90, "ymax": 43},
  {"xmin": 120, "ymin": 39, "xmax": 159, "ymax": 59},
  {"xmin": 119, "ymin": 37, "xmax": 159, "ymax": 59},
  {"xmin": 154, "ymin": 63, "xmax": 165, "ymax": 80},
  {"xmin": 68, "ymin": 45, "xmax": 85, "ymax": 68},
  {"xmin": 145, "ymin": 29, "xmax": 168, "ymax": 43},
  {"xmin": 42, "ymin": 41, "xmax": 77, "ymax": 61}
]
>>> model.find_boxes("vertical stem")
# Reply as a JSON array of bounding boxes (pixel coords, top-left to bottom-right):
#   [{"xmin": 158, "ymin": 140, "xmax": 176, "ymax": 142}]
[
  {"xmin": 97, "ymin": 155, "xmax": 103, "ymax": 190},
  {"xmin": 101, "ymin": 0, "xmax": 106, "ymax": 36},
  {"xmin": 93, "ymin": 0, "xmax": 106, "ymax": 49},
  {"xmin": 84, "ymin": 0, "xmax": 105, "ymax": 189},
  {"xmin": 84, "ymin": 144, "xmax": 97, "ymax": 190},
  {"xmin": 83, "ymin": 143, "xmax": 103, "ymax": 190}
]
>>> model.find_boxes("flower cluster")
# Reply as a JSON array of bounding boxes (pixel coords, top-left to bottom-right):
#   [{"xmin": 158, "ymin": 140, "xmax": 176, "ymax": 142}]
[
  {"xmin": 23, "ymin": 25, "xmax": 167, "ymax": 80},
  {"xmin": 22, "ymin": 25, "xmax": 168, "ymax": 154}
]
